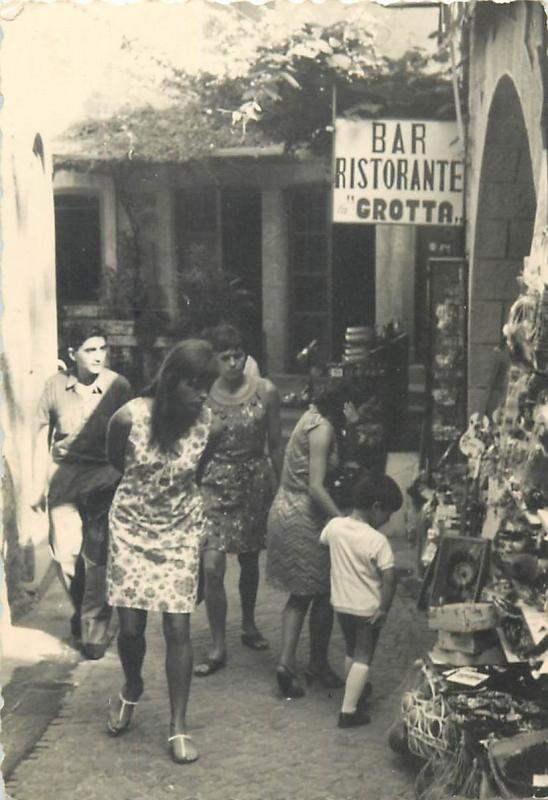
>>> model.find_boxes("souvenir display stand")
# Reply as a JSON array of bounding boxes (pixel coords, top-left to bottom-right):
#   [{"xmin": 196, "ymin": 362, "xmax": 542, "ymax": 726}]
[
  {"xmin": 394, "ymin": 241, "xmax": 548, "ymax": 800},
  {"xmin": 422, "ymin": 257, "xmax": 468, "ymax": 480}
]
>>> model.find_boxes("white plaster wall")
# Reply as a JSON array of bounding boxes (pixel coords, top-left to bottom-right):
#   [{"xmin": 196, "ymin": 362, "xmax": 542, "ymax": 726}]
[{"xmin": 1, "ymin": 126, "xmax": 57, "ymax": 556}]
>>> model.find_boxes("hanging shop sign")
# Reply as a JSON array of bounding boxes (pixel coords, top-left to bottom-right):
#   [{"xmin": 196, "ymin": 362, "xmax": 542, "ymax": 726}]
[{"xmin": 333, "ymin": 119, "xmax": 464, "ymax": 226}]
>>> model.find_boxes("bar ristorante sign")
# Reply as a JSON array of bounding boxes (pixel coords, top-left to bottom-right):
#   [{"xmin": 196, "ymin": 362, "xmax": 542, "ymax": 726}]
[{"xmin": 333, "ymin": 119, "xmax": 464, "ymax": 226}]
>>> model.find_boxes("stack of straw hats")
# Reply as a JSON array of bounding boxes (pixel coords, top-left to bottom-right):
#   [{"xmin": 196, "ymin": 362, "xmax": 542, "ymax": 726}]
[{"xmin": 343, "ymin": 326, "xmax": 374, "ymax": 364}]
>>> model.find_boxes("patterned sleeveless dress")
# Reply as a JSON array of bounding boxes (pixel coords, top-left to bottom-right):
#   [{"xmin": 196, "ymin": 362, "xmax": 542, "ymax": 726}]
[
  {"xmin": 201, "ymin": 376, "xmax": 274, "ymax": 554},
  {"xmin": 266, "ymin": 406, "xmax": 338, "ymax": 596},
  {"xmin": 106, "ymin": 397, "xmax": 212, "ymax": 613}
]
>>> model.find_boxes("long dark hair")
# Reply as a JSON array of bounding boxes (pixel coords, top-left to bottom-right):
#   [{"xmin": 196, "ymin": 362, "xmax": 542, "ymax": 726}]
[
  {"xmin": 142, "ymin": 339, "xmax": 216, "ymax": 453},
  {"xmin": 314, "ymin": 379, "xmax": 356, "ymax": 435}
]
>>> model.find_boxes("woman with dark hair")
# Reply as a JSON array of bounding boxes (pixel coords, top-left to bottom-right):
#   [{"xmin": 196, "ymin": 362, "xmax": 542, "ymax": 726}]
[
  {"xmin": 194, "ymin": 323, "xmax": 283, "ymax": 675},
  {"xmin": 266, "ymin": 380, "xmax": 358, "ymax": 698},
  {"xmin": 105, "ymin": 339, "xmax": 217, "ymax": 765}
]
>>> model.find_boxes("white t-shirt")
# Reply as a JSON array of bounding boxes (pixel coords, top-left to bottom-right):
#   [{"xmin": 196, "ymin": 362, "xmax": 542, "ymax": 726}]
[{"xmin": 320, "ymin": 516, "xmax": 395, "ymax": 617}]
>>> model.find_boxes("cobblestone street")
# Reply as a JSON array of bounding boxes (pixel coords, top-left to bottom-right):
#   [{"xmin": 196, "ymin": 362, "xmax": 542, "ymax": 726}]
[{"xmin": 5, "ymin": 531, "xmax": 433, "ymax": 800}]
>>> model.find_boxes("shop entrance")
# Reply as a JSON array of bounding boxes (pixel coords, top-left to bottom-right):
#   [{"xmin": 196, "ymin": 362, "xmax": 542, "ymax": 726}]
[
  {"xmin": 470, "ymin": 75, "xmax": 537, "ymax": 413},
  {"xmin": 332, "ymin": 224, "xmax": 376, "ymax": 360},
  {"xmin": 415, "ymin": 226, "xmax": 464, "ymax": 363},
  {"xmin": 221, "ymin": 188, "xmax": 263, "ymax": 366}
]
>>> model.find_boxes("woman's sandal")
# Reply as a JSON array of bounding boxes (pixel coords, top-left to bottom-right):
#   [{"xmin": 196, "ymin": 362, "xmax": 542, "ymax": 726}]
[
  {"xmin": 107, "ymin": 693, "xmax": 140, "ymax": 736},
  {"xmin": 304, "ymin": 665, "xmax": 345, "ymax": 689},
  {"xmin": 276, "ymin": 665, "xmax": 305, "ymax": 698},
  {"xmin": 241, "ymin": 632, "xmax": 270, "ymax": 651},
  {"xmin": 194, "ymin": 656, "xmax": 226, "ymax": 677},
  {"xmin": 168, "ymin": 734, "xmax": 199, "ymax": 764}
]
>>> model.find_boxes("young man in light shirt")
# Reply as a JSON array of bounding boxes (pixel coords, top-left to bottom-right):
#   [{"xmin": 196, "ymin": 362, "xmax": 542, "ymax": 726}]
[{"xmin": 32, "ymin": 324, "xmax": 132, "ymax": 659}]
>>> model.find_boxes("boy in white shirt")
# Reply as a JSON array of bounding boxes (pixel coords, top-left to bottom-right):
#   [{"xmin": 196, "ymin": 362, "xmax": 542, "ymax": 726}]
[{"xmin": 320, "ymin": 473, "xmax": 403, "ymax": 728}]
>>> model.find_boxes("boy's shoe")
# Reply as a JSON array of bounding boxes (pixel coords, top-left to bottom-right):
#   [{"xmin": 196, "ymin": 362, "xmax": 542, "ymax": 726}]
[{"xmin": 338, "ymin": 709, "xmax": 371, "ymax": 728}]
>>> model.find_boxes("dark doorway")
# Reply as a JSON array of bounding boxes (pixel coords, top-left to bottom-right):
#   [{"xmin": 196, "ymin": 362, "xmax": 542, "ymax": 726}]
[
  {"xmin": 332, "ymin": 224, "xmax": 376, "ymax": 359},
  {"xmin": 221, "ymin": 188, "xmax": 263, "ymax": 366},
  {"xmin": 415, "ymin": 226, "xmax": 464, "ymax": 362},
  {"xmin": 55, "ymin": 193, "xmax": 101, "ymax": 305}
]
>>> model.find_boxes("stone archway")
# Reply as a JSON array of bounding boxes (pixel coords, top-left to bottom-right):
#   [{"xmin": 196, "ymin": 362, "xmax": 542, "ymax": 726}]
[{"xmin": 469, "ymin": 75, "xmax": 537, "ymax": 414}]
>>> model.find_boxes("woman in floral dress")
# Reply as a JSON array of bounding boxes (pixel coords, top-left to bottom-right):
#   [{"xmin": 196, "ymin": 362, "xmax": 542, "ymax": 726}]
[
  {"xmin": 105, "ymin": 339, "xmax": 216, "ymax": 765},
  {"xmin": 194, "ymin": 324, "xmax": 283, "ymax": 676}
]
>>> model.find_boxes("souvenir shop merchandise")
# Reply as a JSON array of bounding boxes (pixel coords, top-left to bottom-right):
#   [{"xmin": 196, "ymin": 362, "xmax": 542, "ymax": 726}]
[
  {"xmin": 393, "ymin": 274, "xmax": 548, "ymax": 799},
  {"xmin": 423, "ymin": 258, "xmax": 468, "ymax": 478}
]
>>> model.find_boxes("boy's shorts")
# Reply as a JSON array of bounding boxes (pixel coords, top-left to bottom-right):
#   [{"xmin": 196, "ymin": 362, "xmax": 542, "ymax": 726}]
[{"xmin": 337, "ymin": 611, "xmax": 381, "ymax": 662}]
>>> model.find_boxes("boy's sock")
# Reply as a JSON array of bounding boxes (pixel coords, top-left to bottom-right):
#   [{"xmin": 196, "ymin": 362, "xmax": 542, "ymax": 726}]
[
  {"xmin": 345, "ymin": 656, "xmax": 353, "ymax": 677},
  {"xmin": 341, "ymin": 663, "xmax": 370, "ymax": 714}
]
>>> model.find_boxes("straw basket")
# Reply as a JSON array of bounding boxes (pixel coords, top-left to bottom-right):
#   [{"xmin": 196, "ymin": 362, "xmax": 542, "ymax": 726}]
[{"xmin": 401, "ymin": 673, "xmax": 457, "ymax": 760}]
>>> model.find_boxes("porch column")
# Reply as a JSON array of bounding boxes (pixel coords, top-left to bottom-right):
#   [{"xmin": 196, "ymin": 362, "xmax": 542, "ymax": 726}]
[
  {"xmin": 262, "ymin": 188, "xmax": 288, "ymax": 373},
  {"xmin": 375, "ymin": 224, "xmax": 416, "ymax": 342},
  {"xmin": 157, "ymin": 186, "xmax": 178, "ymax": 316}
]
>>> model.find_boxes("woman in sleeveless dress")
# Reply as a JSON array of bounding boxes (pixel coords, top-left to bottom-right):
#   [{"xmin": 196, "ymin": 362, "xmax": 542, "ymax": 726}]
[
  {"xmin": 194, "ymin": 324, "xmax": 283, "ymax": 676},
  {"xmin": 105, "ymin": 340, "xmax": 217, "ymax": 765},
  {"xmin": 267, "ymin": 381, "xmax": 358, "ymax": 698}
]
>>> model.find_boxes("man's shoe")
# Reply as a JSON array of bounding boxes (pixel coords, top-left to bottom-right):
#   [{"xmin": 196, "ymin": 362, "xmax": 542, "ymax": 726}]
[
  {"xmin": 82, "ymin": 643, "xmax": 107, "ymax": 660},
  {"xmin": 338, "ymin": 708, "xmax": 371, "ymax": 728}
]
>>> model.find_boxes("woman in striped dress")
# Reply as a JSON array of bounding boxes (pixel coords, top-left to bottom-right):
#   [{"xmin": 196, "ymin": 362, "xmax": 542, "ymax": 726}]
[{"xmin": 267, "ymin": 381, "xmax": 357, "ymax": 698}]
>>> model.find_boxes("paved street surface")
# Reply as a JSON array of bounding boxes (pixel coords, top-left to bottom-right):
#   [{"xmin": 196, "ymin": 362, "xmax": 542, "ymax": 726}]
[
  {"xmin": 4, "ymin": 547, "xmax": 432, "ymax": 800},
  {"xmin": 3, "ymin": 454, "xmax": 434, "ymax": 800}
]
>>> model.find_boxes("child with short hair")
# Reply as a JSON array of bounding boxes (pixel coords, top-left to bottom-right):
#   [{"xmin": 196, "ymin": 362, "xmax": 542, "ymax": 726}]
[{"xmin": 320, "ymin": 472, "xmax": 403, "ymax": 728}]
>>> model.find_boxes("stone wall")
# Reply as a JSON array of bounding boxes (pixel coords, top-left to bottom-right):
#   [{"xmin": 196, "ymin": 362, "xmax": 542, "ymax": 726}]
[{"xmin": 466, "ymin": 1, "xmax": 547, "ymax": 413}]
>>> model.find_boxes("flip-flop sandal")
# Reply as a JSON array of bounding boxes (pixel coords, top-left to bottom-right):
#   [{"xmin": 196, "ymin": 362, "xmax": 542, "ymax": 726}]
[
  {"xmin": 193, "ymin": 656, "xmax": 227, "ymax": 677},
  {"xmin": 241, "ymin": 632, "xmax": 270, "ymax": 651},
  {"xmin": 169, "ymin": 733, "xmax": 199, "ymax": 764},
  {"xmin": 107, "ymin": 693, "xmax": 140, "ymax": 736}
]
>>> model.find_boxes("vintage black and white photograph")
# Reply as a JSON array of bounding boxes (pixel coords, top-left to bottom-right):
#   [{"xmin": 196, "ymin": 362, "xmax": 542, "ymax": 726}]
[{"xmin": 1, "ymin": 1, "xmax": 548, "ymax": 798}]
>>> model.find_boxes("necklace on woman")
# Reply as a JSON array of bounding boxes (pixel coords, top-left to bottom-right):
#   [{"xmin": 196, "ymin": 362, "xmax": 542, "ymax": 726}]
[{"xmin": 211, "ymin": 375, "xmax": 256, "ymax": 405}]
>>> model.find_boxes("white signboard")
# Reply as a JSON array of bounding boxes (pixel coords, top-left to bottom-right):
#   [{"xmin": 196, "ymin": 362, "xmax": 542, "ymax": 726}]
[{"xmin": 333, "ymin": 119, "xmax": 464, "ymax": 226}]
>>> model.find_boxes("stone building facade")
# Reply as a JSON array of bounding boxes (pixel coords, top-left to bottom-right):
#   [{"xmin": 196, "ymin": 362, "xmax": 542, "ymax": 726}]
[
  {"xmin": 54, "ymin": 149, "xmax": 462, "ymax": 379},
  {"xmin": 466, "ymin": 0, "xmax": 547, "ymax": 413}
]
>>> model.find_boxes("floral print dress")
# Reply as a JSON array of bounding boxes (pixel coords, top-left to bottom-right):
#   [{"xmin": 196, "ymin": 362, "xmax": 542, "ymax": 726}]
[
  {"xmin": 201, "ymin": 376, "xmax": 274, "ymax": 554},
  {"xmin": 107, "ymin": 397, "xmax": 212, "ymax": 614}
]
